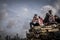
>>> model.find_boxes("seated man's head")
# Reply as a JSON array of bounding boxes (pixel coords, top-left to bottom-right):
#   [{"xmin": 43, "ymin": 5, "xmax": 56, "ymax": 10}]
[
  {"xmin": 54, "ymin": 15, "xmax": 59, "ymax": 19},
  {"xmin": 34, "ymin": 14, "xmax": 37, "ymax": 17},
  {"xmin": 48, "ymin": 10, "xmax": 52, "ymax": 14},
  {"xmin": 33, "ymin": 14, "xmax": 38, "ymax": 19}
]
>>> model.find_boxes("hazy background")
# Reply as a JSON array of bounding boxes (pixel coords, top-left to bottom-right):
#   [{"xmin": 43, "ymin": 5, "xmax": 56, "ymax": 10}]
[{"xmin": 0, "ymin": 0, "xmax": 60, "ymax": 38}]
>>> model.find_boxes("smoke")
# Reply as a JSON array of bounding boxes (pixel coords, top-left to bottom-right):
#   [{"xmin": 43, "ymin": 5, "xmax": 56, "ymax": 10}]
[
  {"xmin": 0, "ymin": 3, "xmax": 9, "ymax": 38},
  {"xmin": 55, "ymin": 0, "xmax": 60, "ymax": 10},
  {"xmin": 54, "ymin": 0, "xmax": 60, "ymax": 16},
  {"xmin": 40, "ymin": 0, "xmax": 60, "ymax": 18},
  {"xmin": 0, "ymin": 0, "xmax": 60, "ymax": 38},
  {"xmin": 40, "ymin": 5, "xmax": 57, "ymax": 18}
]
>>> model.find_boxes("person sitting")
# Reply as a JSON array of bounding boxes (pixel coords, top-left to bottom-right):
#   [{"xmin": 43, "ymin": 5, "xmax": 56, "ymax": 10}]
[
  {"xmin": 38, "ymin": 16, "xmax": 44, "ymax": 26},
  {"xmin": 54, "ymin": 15, "xmax": 60, "ymax": 23},
  {"xmin": 48, "ymin": 10, "xmax": 57, "ymax": 24},
  {"xmin": 43, "ymin": 10, "xmax": 55, "ymax": 25},
  {"xmin": 30, "ymin": 14, "xmax": 39, "ymax": 28},
  {"xmin": 43, "ymin": 13, "xmax": 50, "ymax": 25},
  {"xmin": 49, "ymin": 15, "xmax": 56, "ymax": 24}
]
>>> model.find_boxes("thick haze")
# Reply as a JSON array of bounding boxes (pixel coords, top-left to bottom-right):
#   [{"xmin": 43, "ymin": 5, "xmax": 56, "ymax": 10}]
[{"xmin": 0, "ymin": 0, "xmax": 60, "ymax": 38}]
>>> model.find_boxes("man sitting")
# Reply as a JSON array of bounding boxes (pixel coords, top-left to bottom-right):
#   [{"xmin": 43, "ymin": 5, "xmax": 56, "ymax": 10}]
[
  {"xmin": 30, "ymin": 14, "xmax": 39, "ymax": 28},
  {"xmin": 44, "ymin": 10, "xmax": 56, "ymax": 25},
  {"xmin": 54, "ymin": 15, "xmax": 60, "ymax": 23}
]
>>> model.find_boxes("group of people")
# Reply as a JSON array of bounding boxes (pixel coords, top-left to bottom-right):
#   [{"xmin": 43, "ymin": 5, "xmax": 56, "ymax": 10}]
[{"xmin": 30, "ymin": 10, "xmax": 60, "ymax": 28}]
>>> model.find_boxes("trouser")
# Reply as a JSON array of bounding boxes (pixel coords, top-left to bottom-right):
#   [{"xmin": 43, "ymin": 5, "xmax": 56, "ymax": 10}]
[{"xmin": 30, "ymin": 22, "xmax": 40, "ymax": 28}]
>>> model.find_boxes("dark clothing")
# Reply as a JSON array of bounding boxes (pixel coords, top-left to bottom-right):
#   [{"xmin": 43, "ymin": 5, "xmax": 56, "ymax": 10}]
[
  {"xmin": 43, "ymin": 13, "xmax": 50, "ymax": 23},
  {"xmin": 30, "ymin": 22, "xmax": 40, "ymax": 28},
  {"xmin": 43, "ymin": 13, "xmax": 55, "ymax": 25},
  {"xmin": 55, "ymin": 18, "xmax": 60, "ymax": 23}
]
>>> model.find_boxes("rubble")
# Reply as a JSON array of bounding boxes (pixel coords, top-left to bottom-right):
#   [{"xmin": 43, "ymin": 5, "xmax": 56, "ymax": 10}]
[{"xmin": 26, "ymin": 24, "xmax": 60, "ymax": 40}]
